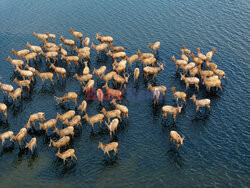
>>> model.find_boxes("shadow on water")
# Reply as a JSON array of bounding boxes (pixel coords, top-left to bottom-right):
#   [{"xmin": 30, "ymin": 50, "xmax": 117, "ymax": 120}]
[
  {"xmin": 103, "ymin": 155, "xmax": 119, "ymax": 167},
  {"xmin": 167, "ymin": 148, "xmax": 183, "ymax": 168},
  {"xmin": 27, "ymin": 152, "xmax": 39, "ymax": 168},
  {"xmin": 52, "ymin": 158, "xmax": 77, "ymax": 176},
  {"xmin": 0, "ymin": 143, "xmax": 15, "ymax": 156},
  {"xmin": 0, "ymin": 119, "xmax": 9, "ymax": 129},
  {"xmin": 191, "ymin": 110, "xmax": 210, "ymax": 122}
]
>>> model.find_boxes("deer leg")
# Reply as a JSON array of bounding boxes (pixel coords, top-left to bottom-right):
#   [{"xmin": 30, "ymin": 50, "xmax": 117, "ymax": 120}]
[
  {"xmin": 173, "ymin": 115, "xmax": 176, "ymax": 122},
  {"xmin": 73, "ymin": 154, "xmax": 77, "ymax": 160}
]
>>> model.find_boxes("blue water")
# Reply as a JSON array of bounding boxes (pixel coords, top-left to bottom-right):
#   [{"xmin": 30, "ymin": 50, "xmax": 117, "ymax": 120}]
[{"xmin": 0, "ymin": 0, "xmax": 249, "ymax": 187}]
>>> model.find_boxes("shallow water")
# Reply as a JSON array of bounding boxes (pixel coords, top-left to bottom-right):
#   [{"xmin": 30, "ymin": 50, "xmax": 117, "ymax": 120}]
[{"xmin": 0, "ymin": 0, "xmax": 249, "ymax": 187}]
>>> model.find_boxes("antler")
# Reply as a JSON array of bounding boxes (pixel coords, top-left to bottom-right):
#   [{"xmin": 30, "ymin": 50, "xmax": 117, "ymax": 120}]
[{"xmin": 54, "ymin": 96, "xmax": 60, "ymax": 104}]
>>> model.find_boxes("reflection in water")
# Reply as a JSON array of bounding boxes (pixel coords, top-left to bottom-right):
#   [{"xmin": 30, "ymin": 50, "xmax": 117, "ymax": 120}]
[{"xmin": 167, "ymin": 149, "xmax": 183, "ymax": 168}]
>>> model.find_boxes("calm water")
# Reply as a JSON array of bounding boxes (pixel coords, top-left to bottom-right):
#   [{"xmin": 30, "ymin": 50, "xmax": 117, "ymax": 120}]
[{"xmin": 0, "ymin": 0, "xmax": 249, "ymax": 187}]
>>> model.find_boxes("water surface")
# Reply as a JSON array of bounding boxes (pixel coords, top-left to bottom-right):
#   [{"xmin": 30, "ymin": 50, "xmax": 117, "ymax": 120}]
[{"xmin": 0, "ymin": 0, "xmax": 249, "ymax": 187}]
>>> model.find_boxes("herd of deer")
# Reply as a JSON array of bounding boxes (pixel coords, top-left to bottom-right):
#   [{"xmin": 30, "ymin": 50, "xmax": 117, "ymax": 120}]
[{"xmin": 0, "ymin": 28, "xmax": 226, "ymax": 164}]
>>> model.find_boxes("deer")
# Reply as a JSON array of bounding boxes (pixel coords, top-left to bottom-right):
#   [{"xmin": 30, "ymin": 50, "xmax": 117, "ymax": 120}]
[
  {"xmin": 98, "ymin": 142, "xmax": 118, "ymax": 157},
  {"xmin": 78, "ymin": 100, "xmax": 87, "ymax": 113},
  {"xmin": 82, "ymin": 37, "xmax": 90, "ymax": 46},
  {"xmin": 180, "ymin": 73, "xmax": 200, "ymax": 91},
  {"xmin": 203, "ymin": 75, "xmax": 222, "ymax": 92},
  {"xmin": 24, "ymin": 52, "xmax": 37, "ymax": 64},
  {"xmin": 0, "ymin": 82, "xmax": 14, "ymax": 94},
  {"xmin": 49, "ymin": 136, "xmax": 70, "ymax": 152},
  {"xmin": 46, "ymin": 32, "xmax": 56, "ymax": 42},
  {"xmin": 102, "ymin": 83, "xmax": 122, "ymax": 101},
  {"xmin": 25, "ymin": 137, "xmax": 37, "ymax": 154},
  {"xmin": 212, "ymin": 68, "xmax": 226, "ymax": 80},
  {"xmin": 93, "ymin": 66, "xmax": 107, "ymax": 79},
  {"xmin": 43, "ymin": 41, "xmax": 57, "ymax": 48},
  {"xmin": 91, "ymin": 42, "xmax": 108, "ymax": 55},
  {"xmin": 63, "ymin": 115, "xmax": 82, "ymax": 127},
  {"xmin": 133, "ymin": 68, "xmax": 140, "ymax": 82},
  {"xmin": 101, "ymin": 107, "xmax": 122, "ymax": 123},
  {"xmin": 53, "ymin": 126, "xmax": 74, "ymax": 137},
  {"xmin": 39, "ymin": 51, "xmax": 58, "ymax": 63},
  {"xmin": 44, "ymin": 45, "xmax": 60, "ymax": 53},
  {"xmin": 189, "ymin": 66, "xmax": 199, "ymax": 77},
  {"xmin": 25, "ymin": 64, "xmax": 36, "ymax": 74},
  {"xmin": 0, "ymin": 131, "xmax": 14, "ymax": 146},
  {"xmin": 58, "ymin": 44, "xmax": 67, "ymax": 56},
  {"xmin": 190, "ymin": 53, "xmax": 203, "ymax": 65},
  {"xmin": 55, "ymin": 92, "xmax": 78, "ymax": 107},
  {"xmin": 8, "ymin": 87, "xmax": 22, "ymax": 102},
  {"xmin": 74, "ymin": 46, "xmax": 90, "ymax": 54},
  {"xmin": 101, "ymin": 71, "xmax": 117, "ymax": 84},
  {"xmin": 69, "ymin": 28, "xmax": 83, "ymax": 41},
  {"xmin": 26, "ymin": 42, "xmax": 42, "ymax": 53},
  {"xmin": 0, "ymin": 103, "xmax": 7, "ymax": 120},
  {"xmin": 6, "ymin": 56, "xmax": 24, "ymax": 69},
  {"xmin": 112, "ymin": 59, "xmax": 127, "ymax": 74},
  {"xmin": 61, "ymin": 55, "xmax": 79, "ymax": 67},
  {"xmin": 105, "ymin": 118, "xmax": 119, "ymax": 138},
  {"xmin": 148, "ymin": 41, "xmax": 160, "ymax": 54},
  {"xmin": 162, "ymin": 105, "xmax": 183, "ymax": 122},
  {"xmin": 140, "ymin": 57, "xmax": 157, "ymax": 67},
  {"xmin": 32, "ymin": 32, "xmax": 48, "ymax": 42},
  {"xmin": 15, "ymin": 67, "xmax": 34, "ymax": 81},
  {"xmin": 78, "ymin": 50, "xmax": 91, "ymax": 63},
  {"xmin": 26, "ymin": 112, "xmax": 46, "ymax": 129},
  {"xmin": 35, "ymin": 70, "xmax": 54, "ymax": 85},
  {"xmin": 10, "ymin": 128, "xmax": 27, "ymax": 149},
  {"xmin": 126, "ymin": 54, "xmax": 139, "ymax": 67},
  {"xmin": 180, "ymin": 62, "xmax": 196, "ymax": 75},
  {"xmin": 196, "ymin": 48, "xmax": 207, "ymax": 61},
  {"xmin": 59, "ymin": 35, "xmax": 75, "ymax": 50},
  {"xmin": 171, "ymin": 56, "xmax": 188, "ymax": 71},
  {"xmin": 110, "ymin": 99, "xmax": 128, "ymax": 119},
  {"xmin": 143, "ymin": 63, "xmax": 164, "ymax": 80},
  {"xmin": 112, "ymin": 73, "xmax": 130, "ymax": 89},
  {"xmin": 137, "ymin": 50, "xmax": 154, "ymax": 59},
  {"xmin": 83, "ymin": 113, "xmax": 104, "ymax": 130},
  {"xmin": 110, "ymin": 43, "xmax": 124, "ymax": 53},
  {"xmin": 181, "ymin": 45, "xmax": 191, "ymax": 55},
  {"xmin": 206, "ymin": 59, "xmax": 218, "ymax": 70},
  {"xmin": 83, "ymin": 61, "xmax": 90, "ymax": 75},
  {"xmin": 190, "ymin": 94, "xmax": 210, "ymax": 112},
  {"xmin": 56, "ymin": 110, "xmax": 75, "ymax": 122},
  {"xmin": 96, "ymin": 33, "xmax": 113, "ymax": 44},
  {"xmin": 181, "ymin": 49, "xmax": 189, "ymax": 62},
  {"xmin": 107, "ymin": 51, "xmax": 126, "ymax": 60},
  {"xmin": 206, "ymin": 48, "xmax": 216, "ymax": 61},
  {"xmin": 39, "ymin": 119, "xmax": 57, "ymax": 134},
  {"xmin": 56, "ymin": 149, "xmax": 77, "ymax": 164},
  {"xmin": 148, "ymin": 84, "xmax": 167, "ymax": 105},
  {"xmin": 49, "ymin": 64, "xmax": 66, "ymax": 80},
  {"xmin": 198, "ymin": 65, "xmax": 214, "ymax": 80},
  {"xmin": 13, "ymin": 78, "xmax": 31, "ymax": 92},
  {"xmin": 10, "ymin": 49, "xmax": 30, "ymax": 59},
  {"xmin": 148, "ymin": 84, "xmax": 167, "ymax": 98},
  {"xmin": 97, "ymin": 89, "xmax": 104, "ymax": 105},
  {"xmin": 82, "ymin": 79, "xmax": 95, "ymax": 93},
  {"xmin": 171, "ymin": 87, "xmax": 186, "ymax": 104},
  {"xmin": 169, "ymin": 131, "xmax": 184, "ymax": 150},
  {"xmin": 73, "ymin": 73, "xmax": 93, "ymax": 85}
]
